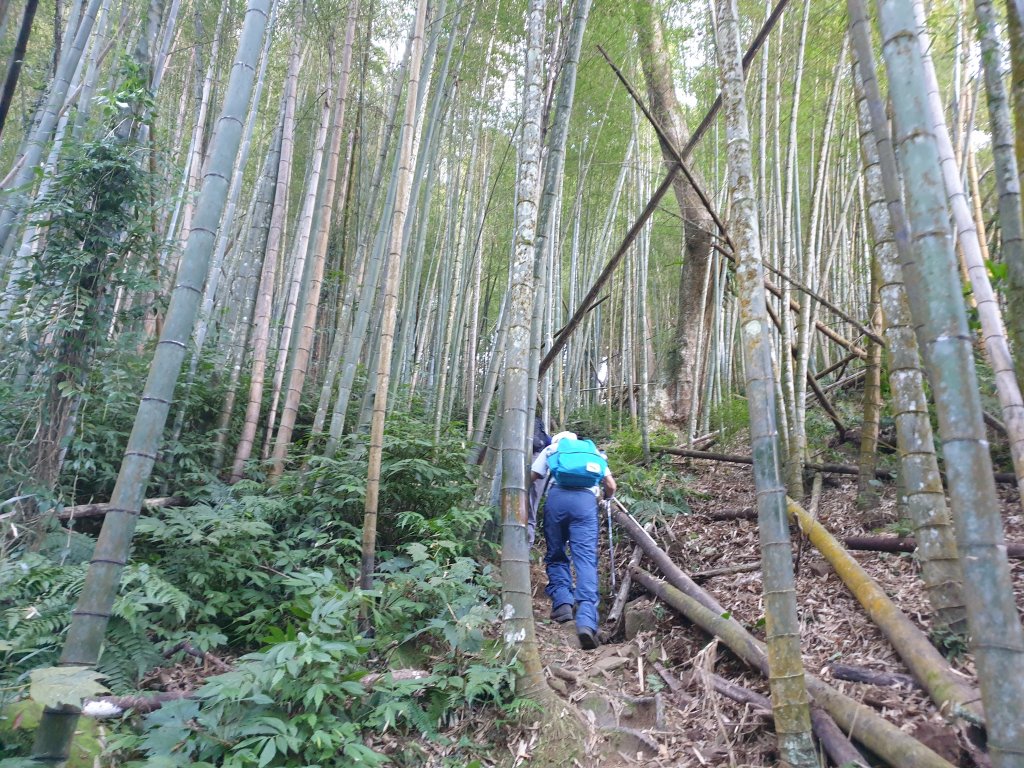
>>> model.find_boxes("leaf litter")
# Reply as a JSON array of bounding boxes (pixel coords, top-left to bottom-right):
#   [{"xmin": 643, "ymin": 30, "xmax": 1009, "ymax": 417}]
[{"xmin": 531, "ymin": 458, "xmax": 1023, "ymax": 767}]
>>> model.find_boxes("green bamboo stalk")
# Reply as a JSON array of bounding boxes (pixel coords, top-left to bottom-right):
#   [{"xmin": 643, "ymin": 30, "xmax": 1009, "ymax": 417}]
[
  {"xmin": 875, "ymin": 0, "xmax": 1024, "ymax": 760},
  {"xmin": 713, "ymin": 0, "xmax": 815, "ymax": 762},
  {"xmin": 974, "ymin": 0, "xmax": 1024, "ymax": 388},
  {"xmin": 30, "ymin": 0, "xmax": 271, "ymax": 758},
  {"xmin": 847, "ymin": 17, "xmax": 967, "ymax": 633},
  {"xmin": 847, "ymin": 19, "xmax": 966, "ymax": 638},
  {"xmin": 0, "ymin": 0, "xmax": 103, "ymax": 276},
  {"xmin": 910, "ymin": 0, "xmax": 1024, "ymax": 498},
  {"xmin": 360, "ymin": 0, "xmax": 427, "ymax": 590},
  {"xmin": 271, "ymin": 1, "xmax": 359, "ymax": 475},
  {"xmin": 787, "ymin": 499, "xmax": 982, "ymax": 723},
  {"xmin": 230, "ymin": 26, "xmax": 301, "ymax": 481},
  {"xmin": 500, "ymin": 0, "xmax": 549, "ymax": 695}
]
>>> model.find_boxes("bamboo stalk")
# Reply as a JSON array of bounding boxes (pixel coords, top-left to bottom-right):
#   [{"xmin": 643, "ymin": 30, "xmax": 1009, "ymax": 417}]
[
  {"xmin": 703, "ymin": 674, "xmax": 869, "ymax": 768},
  {"xmin": 786, "ymin": 499, "xmax": 983, "ymax": 725},
  {"xmin": 630, "ymin": 567, "xmax": 957, "ymax": 768},
  {"xmin": 844, "ymin": 535, "xmax": 1024, "ymax": 559}
]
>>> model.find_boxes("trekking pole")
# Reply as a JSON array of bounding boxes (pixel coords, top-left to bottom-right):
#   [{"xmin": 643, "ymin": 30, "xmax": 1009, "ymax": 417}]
[{"xmin": 605, "ymin": 498, "xmax": 616, "ymax": 591}]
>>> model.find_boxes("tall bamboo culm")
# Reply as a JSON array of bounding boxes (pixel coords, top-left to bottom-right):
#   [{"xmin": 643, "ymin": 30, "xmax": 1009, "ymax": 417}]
[
  {"xmin": 713, "ymin": 0, "xmax": 816, "ymax": 764},
  {"xmin": 974, "ymin": 0, "xmax": 1024, "ymax": 389},
  {"xmin": 847, "ymin": 16, "xmax": 967, "ymax": 633},
  {"xmin": 875, "ymin": 0, "xmax": 1024, "ymax": 760},
  {"xmin": 500, "ymin": 0, "xmax": 550, "ymax": 696},
  {"xmin": 909, "ymin": 0, "xmax": 1024, "ymax": 500},
  {"xmin": 31, "ymin": 0, "xmax": 271, "ymax": 759},
  {"xmin": 359, "ymin": 0, "xmax": 427, "ymax": 590}
]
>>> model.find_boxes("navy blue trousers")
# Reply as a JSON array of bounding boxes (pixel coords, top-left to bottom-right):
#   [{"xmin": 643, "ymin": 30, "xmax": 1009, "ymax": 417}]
[{"xmin": 544, "ymin": 485, "xmax": 599, "ymax": 632}]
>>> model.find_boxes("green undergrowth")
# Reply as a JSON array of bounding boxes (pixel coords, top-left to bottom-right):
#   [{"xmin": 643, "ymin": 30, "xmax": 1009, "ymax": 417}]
[
  {"xmin": 602, "ymin": 422, "xmax": 698, "ymax": 521},
  {"xmin": 1, "ymin": 414, "xmax": 517, "ymax": 767}
]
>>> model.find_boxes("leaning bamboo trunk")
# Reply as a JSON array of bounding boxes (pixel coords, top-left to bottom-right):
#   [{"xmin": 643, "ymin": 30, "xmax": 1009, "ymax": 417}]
[
  {"xmin": 213, "ymin": 127, "xmax": 281, "ymax": 466},
  {"xmin": 631, "ymin": 568, "xmax": 957, "ymax": 768},
  {"xmin": 229, "ymin": 28, "xmax": 300, "ymax": 482},
  {"xmin": 324, "ymin": 37, "xmax": 412, "ymax": 454},
  {"xmin": 975, "ymin": 0, "xmax": 1024, "ymax": 387},
  {"xmin": 713, "ymin": 2, "xmax": 814, "ymax": 762},
  {"xmin": 0, "ymin": 0, "xmax": 39, "ymax": 140},
  {"xmin": 787, "ymin": 499, "xmax": 982, "ymax": 723},
  {"xmin": 360, "ymin": 0, "xmax": 426, "ymax": 589},
  {"xmin": 0, "ymin": 0, "xmax": 103, "ymax": 267},
  {"xmin": 910, "ymin": 0, "xmax": 1024, "ymax": 500},
  {"xmin": 31, "ymin": 0, "xmax": 270, "ymax": 758},
  {"xmin": 875, "ymin": 0, "xmax": 1024, "ymax": 761},
  {"xmin": 847, "ymin": 21, "xmax": 967, "ymax": 633},
  {"xmin": 262, "ymin": 89, "xmax": 331, "ymax": 464},
  {"xmin": 1008, "ymin": 0, "xmax": 1024, "ymax": 382}
]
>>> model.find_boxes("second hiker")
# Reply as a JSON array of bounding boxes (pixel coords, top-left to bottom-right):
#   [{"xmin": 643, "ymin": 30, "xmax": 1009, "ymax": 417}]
[{"xmin": 531, "ymin": 431, "xmax": 616, "ymax": 650}]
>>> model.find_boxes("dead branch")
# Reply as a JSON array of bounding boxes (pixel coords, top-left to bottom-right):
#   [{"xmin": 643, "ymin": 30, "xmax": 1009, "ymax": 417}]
[
  {"xmin": 610, "ymin": 500, "xmax": 725, "ymax": 616},
  {"xmin": 809, "ymin": 707, "xmax": 870, "ymax": 768},
  {"xmin": 164, "ymin": 640, "xmax": 231, "ymax": 672},
  {"xmin": 59, "ymin": 496, "xmax": 187, "ymax": 521},
  {"xmin": 704, "ymin": 507, "xmax": 757, "ymax": 521},
  {"xmin": 691, "ymin": 563, "xmax": 760, "ymax": 580},
  {"xmin": 843, "ymin": 535, "xmax": 1024, "ymax": 559},
  {"xmin": 606, "ymin": 522, "xmax": 652, "ymax": 628},
  {"xmin": 829, "ymin": 663, "xmax": 919, "ymax": 689}
]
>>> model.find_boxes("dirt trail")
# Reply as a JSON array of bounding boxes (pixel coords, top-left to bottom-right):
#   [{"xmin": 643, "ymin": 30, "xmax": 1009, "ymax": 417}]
[{"xmin": 530, "ymin": 460, "xmax": 1024, "ymax": 766}]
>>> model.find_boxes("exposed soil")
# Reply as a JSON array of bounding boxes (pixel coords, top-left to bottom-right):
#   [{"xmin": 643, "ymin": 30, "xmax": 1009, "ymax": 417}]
[{"xmin": 527, "ymin": 458, "xmax": 1024, "ymax": 767}]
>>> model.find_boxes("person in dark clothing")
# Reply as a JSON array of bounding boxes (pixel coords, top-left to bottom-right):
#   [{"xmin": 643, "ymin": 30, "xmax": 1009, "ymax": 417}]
[
  {"xmin": 527, "ymin": 414, "xmax": 551, "ymax": 545},
  {"xmin": 531, "ymin": 432, "xmax": 616, "ymax": 650}
]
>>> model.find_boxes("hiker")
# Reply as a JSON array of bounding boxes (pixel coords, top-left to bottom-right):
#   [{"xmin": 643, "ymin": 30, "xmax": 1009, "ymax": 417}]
[
  {"xmin": 527, "ymin": 413, "xmax": 551, "ymax": 545},
  {"xmin": 531, "ymin": 431, "xmax": 616, "ymax": 650}
]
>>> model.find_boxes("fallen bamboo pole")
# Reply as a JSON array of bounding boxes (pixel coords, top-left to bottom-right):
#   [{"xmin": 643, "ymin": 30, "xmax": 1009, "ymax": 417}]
[
  {"xmin": 606, "ymin": 523, "xmax": 652, "ymax": 628},
  {"xmin": 843, "ymin": 534, "xmax": 1024, "ymax": 559},
  {"xmin": 657, "ymin": 447, "xmax": 1018, "ymax": 485},
  {"xmin": 631, "ymin": 568, "xmax": 957, "ymax": 768},
  {"xmin": 656, "ymin": 446, "xmax": 890, "ymax": 479},
  {"xmin": 610, "ymin": 501, "xmax": 725, "ymax": 616},
  {"xmin": 786, "ymin": 499, "xmax": 983, "ymax": 725},
  {"xmin": 829, "ymin": 663, "xmax": 919, "ymax": 689},
  {"xmin": 692, "ymin": 562, "xmax": 760, "ymax": 580},
  {"xmin": 57, "ymin": 496, "xmax": 187, "ymax": 521},
  {"xmin": 708, "ymin": 672, "xmax": 868, "ymax": 767}
]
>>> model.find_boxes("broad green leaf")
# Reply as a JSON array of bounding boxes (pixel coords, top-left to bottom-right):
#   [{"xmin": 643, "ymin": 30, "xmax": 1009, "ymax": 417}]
[{"xmin": 29, "ymin": 666, "xmax": 110, "ymax": 709}]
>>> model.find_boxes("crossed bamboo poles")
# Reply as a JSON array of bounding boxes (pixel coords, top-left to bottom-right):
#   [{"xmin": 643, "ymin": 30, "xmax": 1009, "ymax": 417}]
[{"xmin": 606, "ymin": 496, "xmax": 982, "ymax": 768}]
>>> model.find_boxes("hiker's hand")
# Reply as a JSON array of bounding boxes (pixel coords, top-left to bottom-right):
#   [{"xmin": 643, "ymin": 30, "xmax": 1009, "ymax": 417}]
[{"xmin": 603, "ymin": 472, "xmax": 617, "ymax": 498}]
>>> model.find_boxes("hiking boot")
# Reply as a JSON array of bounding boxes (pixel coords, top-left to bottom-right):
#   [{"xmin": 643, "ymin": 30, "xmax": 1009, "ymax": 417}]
[
  {"xmin": 550, "ymin": 604, "xmax": 574, "ymax": 623},
  {"xmin": 577, "ymin": 627, "xmax": 599, "ymax": 650}
]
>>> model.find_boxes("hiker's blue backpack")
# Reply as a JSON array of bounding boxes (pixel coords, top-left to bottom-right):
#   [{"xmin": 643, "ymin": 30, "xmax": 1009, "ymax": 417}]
[{"xmin": 549, "ymin": 438, "xmax": 607, "ymax": 488}]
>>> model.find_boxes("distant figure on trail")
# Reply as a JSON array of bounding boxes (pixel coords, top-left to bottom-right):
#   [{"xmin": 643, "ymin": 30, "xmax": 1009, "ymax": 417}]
[
  {"xmin": 527, "ymin": 413, "xmax": 551, "ymax": 545},
  {"xmin": 531, "ymin": 431, "xmax": 616, "ymax": 651}
]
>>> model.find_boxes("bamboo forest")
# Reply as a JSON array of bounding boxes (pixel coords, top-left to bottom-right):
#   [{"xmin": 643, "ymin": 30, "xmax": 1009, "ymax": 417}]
[{"xmin": 4, "ymin": 0, "xmax": 1024, "ymax": 762}]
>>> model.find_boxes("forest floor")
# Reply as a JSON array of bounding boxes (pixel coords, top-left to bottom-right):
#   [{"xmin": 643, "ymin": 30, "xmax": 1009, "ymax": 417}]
[{"xmin": 524, "ymin": 456, "xmax": 1024, "ymax": 768}]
